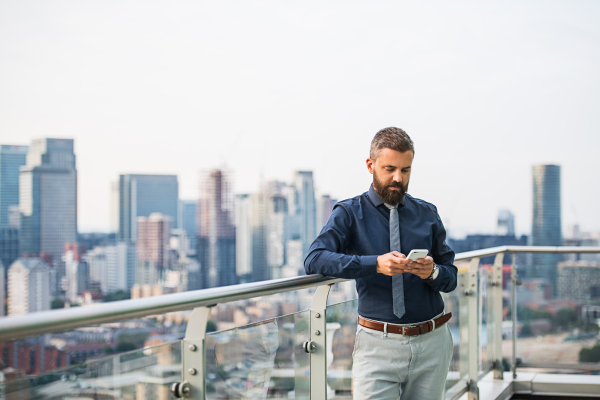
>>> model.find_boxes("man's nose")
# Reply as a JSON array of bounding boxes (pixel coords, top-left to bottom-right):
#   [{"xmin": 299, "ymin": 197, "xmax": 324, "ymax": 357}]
[{"xmin": 393, "ymin": 171, "xmax": 402, "ymax": 183}]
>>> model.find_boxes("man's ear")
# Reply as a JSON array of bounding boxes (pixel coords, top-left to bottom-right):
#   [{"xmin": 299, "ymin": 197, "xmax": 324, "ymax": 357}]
[{"xmin": 366, "ymin": 158, "xmax": 375, "ymax": 174}]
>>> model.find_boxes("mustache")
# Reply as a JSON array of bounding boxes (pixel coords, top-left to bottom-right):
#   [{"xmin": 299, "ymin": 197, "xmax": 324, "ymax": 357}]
[{"xmin": 387, "ymin": 182, "xmax": 402, "ymax": 188}]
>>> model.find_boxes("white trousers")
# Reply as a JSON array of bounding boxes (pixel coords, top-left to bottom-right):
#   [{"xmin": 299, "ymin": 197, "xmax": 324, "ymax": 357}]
[{"xmin": 352, "ymin": 320, "xmax": 453, "ymax": 400}]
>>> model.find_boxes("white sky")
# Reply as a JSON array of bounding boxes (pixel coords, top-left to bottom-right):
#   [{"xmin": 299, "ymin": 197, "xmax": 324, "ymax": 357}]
[{"xmin": 1, "ymin": 0, "xmax": 599, "ymax": 238}]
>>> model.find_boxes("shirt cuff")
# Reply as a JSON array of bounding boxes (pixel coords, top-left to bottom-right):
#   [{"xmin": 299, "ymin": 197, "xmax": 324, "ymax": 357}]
[{"xmin": 360, "ymin": 255, "xmax": 379, "ymax": 277}]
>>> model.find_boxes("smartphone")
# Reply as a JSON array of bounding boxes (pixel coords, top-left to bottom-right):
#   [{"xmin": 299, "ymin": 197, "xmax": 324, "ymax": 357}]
[{"xmin": 407, "ymin": 249, "xmax": 428, "ymax": 261}]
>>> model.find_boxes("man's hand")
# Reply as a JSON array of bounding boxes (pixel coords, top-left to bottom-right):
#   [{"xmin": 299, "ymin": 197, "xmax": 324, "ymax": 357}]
[
  {"xmin": 376, "ymin": 251, "xmax": 407, "ymax": 276},
  {"xmin": 404, "ymin": 256, "xmax": 434, "ymax": 279}
]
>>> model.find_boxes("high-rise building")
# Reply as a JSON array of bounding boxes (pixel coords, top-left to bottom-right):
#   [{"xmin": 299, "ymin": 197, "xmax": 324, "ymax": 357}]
[
  {"xmin": 19, "ymin": 139, "xmax": 77, "ymax": 287},
  {"xmin": 234, "ymin": 181, "xmax": 291, "ymax": 283},
  {"xmin": 291, "ymin": 171, "xmax": 316, "ymax": 259},
  {"xmin": 198, "ymin": 170, "xmax": 236, "ymax": 288},
  {"xmin": 86, "ymin": 242, "xmax": 136, "ymax": 294},
  {"xmin": 530, "ymin": 164, "xmax": 562, "ymax": 293},
  {"xmin": 0, "ymin": 226, "xmax": 19, "ymax": 273},
  {"xmin": 7, "ymin": 258, "xmax": 51, "ymax": 315},
  {"xmin": 0, "ymin": 263, "xmax": 4, "ymax": 317},
  {"xmin": 118, "ymin": 174, "xmax": 179, "ymax": 241},
  {"xmin": 497, "ymin": 209, "xmax": 515, "ymax": 237},
  {"xmin": 179, "ymin": 200, "xmax": 197, "ymax": 253},
  {"xmin": 63, "ymin": 243, "xmax": 88, "ymax": 304},
  {"xmin": 317, "ymin": 194, "xmax": 337, "ymax": 232},
  {"xmin": 266, "ymin": 188, "xmax": 288, "ymax": 280},
  {"xmin": 235, "ymin": 194, "xmax": 253, "ymax": 282},
  {"xmin": 136, "ymin": 213, "xmax": 172, "ymax": 285},
  {"xmin": 0, "ymin": 145, "xmax": 28, "ymax": 227}
]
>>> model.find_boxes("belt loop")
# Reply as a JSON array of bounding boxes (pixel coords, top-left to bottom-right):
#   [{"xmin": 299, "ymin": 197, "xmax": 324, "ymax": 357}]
[
  {"xmin": 431, "ymin": 318, "xmax": 436, "ymax": 331},
  {"xmin": 383, "ymin": 322, "xmax": 388, "ymax": 337}
]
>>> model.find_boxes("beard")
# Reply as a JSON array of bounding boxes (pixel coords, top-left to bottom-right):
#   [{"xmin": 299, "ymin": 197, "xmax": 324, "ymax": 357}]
[{"xmin": 373, "ymin": 170, "xmax": 409, "ymax": 205}]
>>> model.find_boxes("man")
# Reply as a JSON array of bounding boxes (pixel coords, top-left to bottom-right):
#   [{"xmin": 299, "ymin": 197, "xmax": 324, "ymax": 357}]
[{"xmin": 304, "ymin": 127, "xmax": 457, "ymax": 400}]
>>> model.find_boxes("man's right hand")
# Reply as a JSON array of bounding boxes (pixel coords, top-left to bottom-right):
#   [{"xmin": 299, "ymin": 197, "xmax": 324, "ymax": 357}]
[{"xmin": 376, "ymin": 251, "xmax": 406, "ymax": 276}]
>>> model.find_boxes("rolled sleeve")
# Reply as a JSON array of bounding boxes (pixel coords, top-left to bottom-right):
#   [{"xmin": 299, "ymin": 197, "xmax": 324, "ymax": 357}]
[{"xmin": 304, "ymin": 206, "xmax": 378, "ymax": 279}]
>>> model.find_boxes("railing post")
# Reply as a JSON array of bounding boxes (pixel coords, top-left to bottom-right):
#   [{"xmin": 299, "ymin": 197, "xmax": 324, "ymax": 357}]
[
  {"xmin": 310, "ymin": 284, "xmax": 333, "ymax": 400},
  {"xmin": 491, "ymin": 253, "xmax": 504, "ymax": 379},
  {"xmin": 468, "ymin": 257, "xmax": 480, "ymax": 400},
  {"xmin": 176, "ymin": 306, "xmax": 212, "ymax": 399}
]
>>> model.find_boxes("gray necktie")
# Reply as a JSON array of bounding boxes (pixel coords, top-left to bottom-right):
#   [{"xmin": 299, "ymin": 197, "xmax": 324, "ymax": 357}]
[{"xmin": 389, "ymin": 205, "xmax": 405, "ymax": 319}]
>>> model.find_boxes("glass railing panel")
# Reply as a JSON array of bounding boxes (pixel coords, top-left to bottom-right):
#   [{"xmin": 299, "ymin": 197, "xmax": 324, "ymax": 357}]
[
  {"xmin": 0, "ymin": 339, "xmax": 181, "ymax": 399},
  {"xmin": 503, "ymin": 263, "xmax": 514, "ymax": 374},
  {"xmin": 517, "ymin": 256, "xmax": 600, "ymax": 370},
  {"xmin": 442, "ymin": 270, "xmax": 466, "ymax": 398},
  {"xmin": 480, "ymin": 265, "xmax": 491, "ymax": 375},
  {"xmin": 326, "ymin": 299, "xmax": 358, "ymax": 399},
  {"xmin": 205, "ymin": 309, "xmax": 310, "ymax": 400}
]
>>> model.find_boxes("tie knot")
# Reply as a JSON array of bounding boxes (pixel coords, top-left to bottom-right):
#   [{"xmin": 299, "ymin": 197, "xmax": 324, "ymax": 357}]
[{"xmin": 384, "ymin": 203, "xmax": 397, "ymax": 210}]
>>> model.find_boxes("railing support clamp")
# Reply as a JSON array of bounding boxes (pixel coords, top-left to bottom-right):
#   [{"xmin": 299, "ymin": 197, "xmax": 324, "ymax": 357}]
[
  {"xmin": 171, "ymin": 381, "xmax": 191, "ymax": 398},
  {"xmin": 303, "ymin": 340, "xmax": 317, "ymax": 353}
]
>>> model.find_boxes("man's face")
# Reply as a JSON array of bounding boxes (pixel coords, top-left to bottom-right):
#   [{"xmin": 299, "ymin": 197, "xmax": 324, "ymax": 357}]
[{"xmin": 366, "ymin": 148, "xmax": 413, "ymax": 205}]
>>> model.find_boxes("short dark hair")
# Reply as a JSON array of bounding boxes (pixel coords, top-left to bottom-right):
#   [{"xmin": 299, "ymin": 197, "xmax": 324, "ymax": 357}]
[{"xmin": 369, "ymin": 127, "xmax": 415, "ymax": 160}]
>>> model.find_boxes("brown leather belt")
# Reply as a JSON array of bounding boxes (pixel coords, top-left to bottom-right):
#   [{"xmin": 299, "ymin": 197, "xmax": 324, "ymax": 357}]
[{"xmin": 358, "ymin": 312, "xmax": 452, "ymax": 336}]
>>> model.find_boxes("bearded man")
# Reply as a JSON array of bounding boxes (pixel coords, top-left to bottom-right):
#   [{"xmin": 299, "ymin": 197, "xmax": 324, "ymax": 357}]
[{"xmin": 304, "ymin": 127, "xmax": 457, "ymax": 400}]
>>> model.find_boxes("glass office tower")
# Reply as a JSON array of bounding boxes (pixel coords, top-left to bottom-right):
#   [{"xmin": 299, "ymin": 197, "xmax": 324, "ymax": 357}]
[
  {"xmin": 19, "ymin": 139, "xmax": 77, "ymax": 284},
  {"xmin": 531, "ymin": 164, "xmax": 562, "ymax": 293},
  {"xmin": 118, "ymin": 174, "xmax": 179, "ymax": 241}
]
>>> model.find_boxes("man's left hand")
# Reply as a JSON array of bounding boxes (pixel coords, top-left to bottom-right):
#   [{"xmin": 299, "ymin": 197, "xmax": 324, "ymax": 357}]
[{"xmin": 404, "ymin": 256, "xmax": 434, "ymax": 279}]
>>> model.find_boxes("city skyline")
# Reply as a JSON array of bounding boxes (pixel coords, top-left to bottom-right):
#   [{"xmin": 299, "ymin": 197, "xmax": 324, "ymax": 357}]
[{"xmin": 0, "ymin": 136, "xmax": 597, "ymax": 240}]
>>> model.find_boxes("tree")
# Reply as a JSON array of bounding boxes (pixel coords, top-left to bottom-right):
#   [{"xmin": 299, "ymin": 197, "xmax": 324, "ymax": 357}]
[
  {"xmin": 207, "ymin": 320, "xmax": 217, "ymax": 333},
  {"xmin": 579, "ymin": 344, "xmax": 600, "ymax": 363},
  {"xmin": 555, "ymin": 308, "xmax": 578, "ymax": 329},
  {"xmin": 104, "ymin": 290, "xmax": 131, "ymax": 302},
  {"xmin": 51, "ymin": 298, "xmax": 65, "ymax": 309}
]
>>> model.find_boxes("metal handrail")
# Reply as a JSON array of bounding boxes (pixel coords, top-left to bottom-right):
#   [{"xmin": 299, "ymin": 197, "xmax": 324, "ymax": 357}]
[
  {"xmin": 1, "ymin": 246, "xmax": 599, "ymax": 341},
  {"xmin": 0, "ymin": 275, "xmax": 344, "ymax": 341}
]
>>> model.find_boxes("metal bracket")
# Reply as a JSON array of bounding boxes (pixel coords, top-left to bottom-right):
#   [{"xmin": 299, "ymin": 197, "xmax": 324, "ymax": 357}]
[
  {"xmin": 467, "ymin": 258, "xmax": 480, "ymax": 400},
  {"xmin": 180, "ymin": 306, "xmax": 212, "ymax": 399},
  {"xmin": 310, "ymin": 284, "xmax": 332, "ymax": 400},
  {"xmin": 468, "ymin": 379, "xmax": 480, "ymax": 400}
]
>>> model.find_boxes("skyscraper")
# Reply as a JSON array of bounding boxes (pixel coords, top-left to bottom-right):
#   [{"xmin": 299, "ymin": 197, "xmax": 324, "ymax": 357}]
[
  {"xmin": 531, "ymin": 164, "xmax": 562, "ymax": 292},
  {"xmin": 497, "ymin": 209, "xmax": 515, "ymax": 237},
  {"xmin": 118, "ymin": 174, "xmax": 179, "ymax": 241},
  {"xmin": 179, "ymin": 200, "xmax": 197, "ymax": 253},
  {"xmin": 19, "ymin": 139, "xmax": 77, "ymax": 285},
  {"xmin": 63, "ymin": 243, "xmax": 88, "ymax": 304},
  {"xmin": 136, "ymin": 213, "xmax": 172, "ymax": 285},
  {"xmin": 85, "ymin": 241, "xmax": 136, "ymax": 294},
  {"xmin": 198, "ymin": 170, "xmax": 236, "ymax": 288},
  {"xmin": 317, "ymin": 194, "xmax": 337, "ymax": 231},
  {"xmin": 0, "ymin": 145, "xmax": 28, "ymax": 227},
  {"xmin": 291, "ymin": 171, "xmax": 317, "ymax": 259},
  {"xmin": 7, "ymin": 258, "xmax": 51, "ymax": 315},
  {"xmin": 235, "ymin": 194, "xmax": 253, "ymax": 282}
]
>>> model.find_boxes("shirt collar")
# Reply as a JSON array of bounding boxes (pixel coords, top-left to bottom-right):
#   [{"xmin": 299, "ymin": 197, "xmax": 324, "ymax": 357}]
[{"xmin": 368, "ymin": 184, "xmax": 406, "ymax": 208}]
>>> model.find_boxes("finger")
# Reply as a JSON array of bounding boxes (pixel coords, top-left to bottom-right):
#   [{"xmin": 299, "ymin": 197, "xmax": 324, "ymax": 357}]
[{"xmin": 391, "ymin": 251, "xmax": 403, "ymax": 258}]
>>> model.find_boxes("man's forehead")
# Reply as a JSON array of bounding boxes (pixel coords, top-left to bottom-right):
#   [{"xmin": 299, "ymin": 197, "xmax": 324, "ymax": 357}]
[{"xmin": 375, "ymin": 148, "xmax": 413, "ymax": 166}]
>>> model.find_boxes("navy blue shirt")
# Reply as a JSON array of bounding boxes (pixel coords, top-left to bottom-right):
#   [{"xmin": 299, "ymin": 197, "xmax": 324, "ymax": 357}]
[{"xmin": 304, "ymin": 185, "xmax": 457, "ymax": 324}]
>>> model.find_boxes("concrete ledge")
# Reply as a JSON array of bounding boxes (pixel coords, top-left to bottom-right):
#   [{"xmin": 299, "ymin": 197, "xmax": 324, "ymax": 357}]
[
  {"xmin": 456, "ymin": 371, "xmax": 600, "ymax": 400},
  {"xmin": 531, "ymin": 373, "xmax": 600, "ymax": 397}
]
